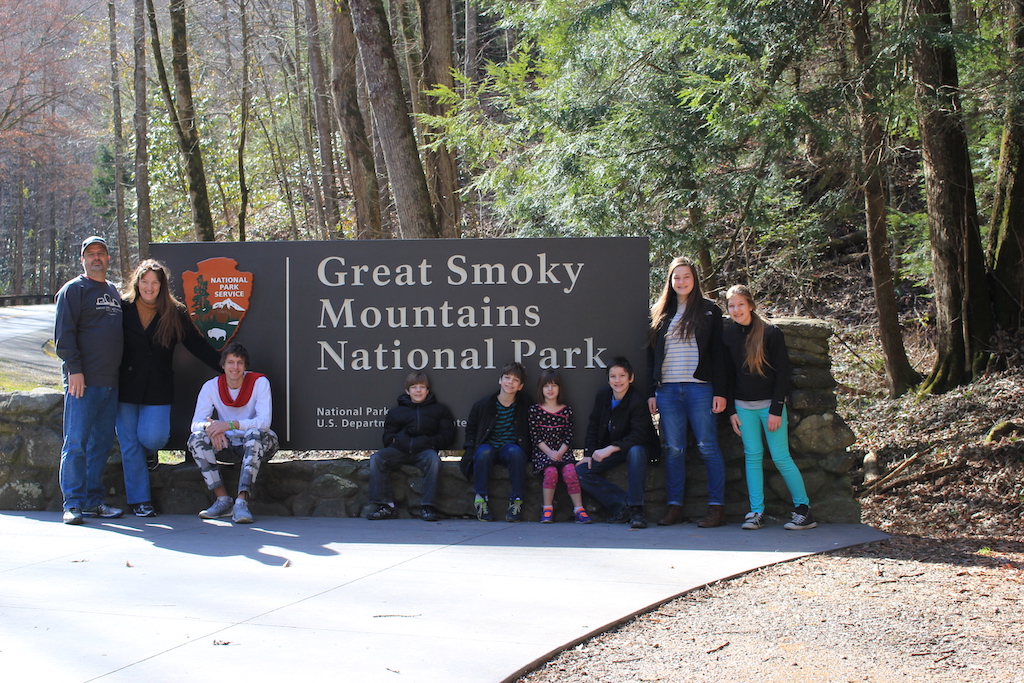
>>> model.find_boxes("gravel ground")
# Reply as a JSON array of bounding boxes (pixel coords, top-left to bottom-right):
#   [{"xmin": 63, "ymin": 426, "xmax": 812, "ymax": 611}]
[
  {"xmin": 517, "ymin": 536, "xmax": 1023, "ymax": 683},
  {"xmin": 518, "ymin": 368, "xmax": 1024, "ymax": 683}
]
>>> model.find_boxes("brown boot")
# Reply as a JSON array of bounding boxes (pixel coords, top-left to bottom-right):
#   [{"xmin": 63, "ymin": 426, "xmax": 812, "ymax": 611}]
[
  {"xmin": 697, "ymin": 505, "xmax": 725, "ymax": 528},
  {"xmin": 657, "ymin": 504, "xmax": 686, "ymax": 526}
]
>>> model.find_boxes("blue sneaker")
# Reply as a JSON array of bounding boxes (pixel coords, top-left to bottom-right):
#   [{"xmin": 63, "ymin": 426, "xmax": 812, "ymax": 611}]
[
  {"xmin": 232, "ymin": 499, "xmax": 254, "ymax": 524},
  {"xmin": 506, "ymin": 499, "xmax": 523, "ymax": 522},
  {"xmin": 475, "ymin": 496, "xmax": 493, "ymax": 521},
  {"xmin": 199, "ymin": 497, "xmax": 233, "ymax": 519},
  {"xmin": 82, "ymin": 504, "xmax": 123, "ymax": 519}
]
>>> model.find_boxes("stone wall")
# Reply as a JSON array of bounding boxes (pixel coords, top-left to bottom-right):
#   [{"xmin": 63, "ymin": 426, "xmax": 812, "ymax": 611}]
[{"xmin": 0, "ymin": 318, "xmax": 859, "ymax": 523}]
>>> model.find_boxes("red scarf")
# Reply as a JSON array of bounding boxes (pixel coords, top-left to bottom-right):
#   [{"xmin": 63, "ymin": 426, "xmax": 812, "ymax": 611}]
[{"xmin": 217, "ymin": 372, "xmax": 266, "ymax": 408}]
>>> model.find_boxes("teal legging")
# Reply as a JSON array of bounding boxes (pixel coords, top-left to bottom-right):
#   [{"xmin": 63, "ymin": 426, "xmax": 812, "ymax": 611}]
[{"xmin": 734, "ymin": 405, "xmax": 809, "ymax": 513}]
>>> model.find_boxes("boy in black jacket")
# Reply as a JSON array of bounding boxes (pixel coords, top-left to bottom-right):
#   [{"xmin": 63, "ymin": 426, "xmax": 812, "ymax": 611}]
[
  {"xmin": 367, "ymin": 371, "xmax": 456, "ymax": 521},
  {"xmin": 461, "ymin": 362, "xmax": 532, "ymax": 522},
  {"xmin": 576, "ymin": 357, "xmax": 659, "ymax": 529}
]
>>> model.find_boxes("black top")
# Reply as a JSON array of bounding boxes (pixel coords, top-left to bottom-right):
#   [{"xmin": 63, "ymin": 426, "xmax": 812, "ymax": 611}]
[
  {"xmin": 54, "ymin": 275, "xmax": 123, "ymax": 387},
  {"xmin": 722, "ymin": 320, "xmax": 790, "ymax": 417},
  {"xmin": 463, "ymin": 390, "xmax": 533, "ymax": 456},
  {"xmin": 118, "ymin": 300, "xmax": 222, "ymax": 405},
  {"xmin": 381, "ymin": 392, "xmax": 457, "ymax": 453},
  {"xmin": 646, "ymin": 297, "xmax": 727, "ymax": 398},
  {"xmin": 584, "ymin": 384, "xmax": 660, "ymax": 459}
]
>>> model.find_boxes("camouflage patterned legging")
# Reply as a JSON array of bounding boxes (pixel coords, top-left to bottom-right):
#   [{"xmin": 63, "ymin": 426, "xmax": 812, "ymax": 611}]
[{"xmin": 187, "ymin": 429, "xmax": 279, "ymax": 495}]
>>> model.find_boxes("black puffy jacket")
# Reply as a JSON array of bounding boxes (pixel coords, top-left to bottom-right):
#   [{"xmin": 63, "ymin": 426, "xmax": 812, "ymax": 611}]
[{"xmin": 381, "ymin": 392, "xmax": 456, "ymax": 453}]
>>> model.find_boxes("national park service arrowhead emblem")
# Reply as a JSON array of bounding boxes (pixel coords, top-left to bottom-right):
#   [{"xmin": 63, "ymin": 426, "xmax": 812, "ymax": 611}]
[{"xmin": 182, "ymin": 257, "xmax": 253, "ymax": 350}]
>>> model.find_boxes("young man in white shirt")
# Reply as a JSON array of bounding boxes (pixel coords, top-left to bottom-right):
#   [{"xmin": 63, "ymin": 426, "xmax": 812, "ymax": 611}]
[{"xmin": 187, "ymin": 342, "xmax": 278, "ymax": 523}]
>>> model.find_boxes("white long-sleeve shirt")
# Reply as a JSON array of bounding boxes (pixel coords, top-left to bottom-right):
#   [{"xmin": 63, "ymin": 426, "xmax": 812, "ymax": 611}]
[{"xmin": 190, "ymin": 373, "xmax": 275, "ymax": 445}]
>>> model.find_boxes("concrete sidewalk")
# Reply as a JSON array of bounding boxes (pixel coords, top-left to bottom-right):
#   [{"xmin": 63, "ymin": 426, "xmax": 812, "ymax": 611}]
[{"xmin": 0, "ymin": 512, "xmax": 886, "ymax": 682}]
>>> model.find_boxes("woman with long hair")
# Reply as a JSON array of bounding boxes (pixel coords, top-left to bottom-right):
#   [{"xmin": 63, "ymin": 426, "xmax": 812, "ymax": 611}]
[
  {"xmin": 646, "ymin": 256, "xmax": 728, "ymax": 527},
  {"xmin": 724, "ymin": 284, "xmax": 815, "ymax": 530},
  {"xmin": 116, "ymin": 259, "xmax": 221, "ymax": 516}
]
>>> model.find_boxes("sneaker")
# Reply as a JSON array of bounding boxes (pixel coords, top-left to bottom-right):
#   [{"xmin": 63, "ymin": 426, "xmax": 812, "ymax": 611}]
[
  {"xmin": 63, "ymin": 508, "xmax": 84, "ymax": 525},
  {"xmin": 742, "ymin": 511, "xmax": 765, "ymax": 530},
  {"xmin": 367, "ymin": 504, "xmax": 395, "ymax": 520},
  {"xmin": 82, "ymin": 504, "xmax": 123, "ymax": 519},
  {"xmin": 574, "ymin": 508, "xmax": 592, "ymax": 524},
  {"xmin": 232, "ymin": 499, "xmax": 254, "ymax": 524},
  {"xmin": 606, "ymin": 506, "xmax": 629, "ymax": 524},
  {"xmin": 629, "ymin": 506, "xmax": 648, "ymax": 529},
  {"xmin": 506, "ymin": 498, "xmax": 523, "ymax": 522},
  {"xmin": 420, "ymin": 506, "xmax": 439, "ymax": 522},
  {"xmin": 146, "ymin": 452, "xmax": 159, "ymax": 471},
  {"xmin": 784, "ymin": 505, "xmax": 817, "ymax": 530},
  {"xmin": 475, "ymin": 496, "xmax": 493, "ymax": 522},
  {"xmin": 540, "ymin": 507, "xmax": 554, "ymax": 523},
  {"xmin": 133, "ymin": 503, "xmax": 157, "ymax": 518},
  {"xmin": 199, "ymin": 496, "xmax": 234, "ymax": 519}
]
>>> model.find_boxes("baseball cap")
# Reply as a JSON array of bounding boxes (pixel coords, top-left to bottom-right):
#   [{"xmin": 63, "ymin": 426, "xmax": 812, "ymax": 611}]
[{"xmin": 81, "ymin": 236, "xmax": 109, "ymax": 255}]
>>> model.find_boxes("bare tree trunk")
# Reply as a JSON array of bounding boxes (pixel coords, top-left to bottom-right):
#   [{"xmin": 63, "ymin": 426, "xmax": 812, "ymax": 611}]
[
  {"xmin": 463, "ymin": 0, "xmax": 478, "ymax": 80},
  {"xmin": 350, "ymin": 0, "xmax": 439, "ymax": 237},
  {"xmin": 237, "ymin": 0, "xmax": 251, "ymax": 242},
  {"xmin": 14, "ymin": 180, "xmax": 24, "ymax": 296},
  {"xmin": 147, "ymin": 0, "xmax": 216, "ymax": 241},
  {"xmin": 108, "ymin": 0, "xmax": 130, "ymax": 277},
  {"xmin": 988, "ymin": 0, "xmax": 1024, "ymax": 335},
  {"xmin": 304, "ymin": 0, "xmax": 341, "ymax": 237},
  {"xmin": 418, "ymin": 0, "xmax": 461, "ymax": 237},
  {"xmin": 134, "ymin": 0, "xmax": 152, "ymax": 258},
  {"xmin": 848, "ymin": 0, "xmax": 920, "ymax": 396},
  {"xmin": 288, "ymin": 0, "xmax": 327, "ymax": 237},
  {"xmin": 393, "ymin": 0, "xmax": 422, "ymax": 127},
  {"xmin": 911, "ymin": 0, "xmax": 992, "ymax": 394},
  {"xmin": 331, "ymin": 0, "xmax": 384, "ymax": 239}
]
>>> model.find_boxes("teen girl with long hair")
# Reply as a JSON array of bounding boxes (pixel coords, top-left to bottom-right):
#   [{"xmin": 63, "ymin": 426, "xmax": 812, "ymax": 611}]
[
  {"xmin": 723, "ymin": 284, "xmax": 815, "ymax": 530},
  {"xmin": 646, "ymin": 257, "xmax": 728, "ymax": 528}
]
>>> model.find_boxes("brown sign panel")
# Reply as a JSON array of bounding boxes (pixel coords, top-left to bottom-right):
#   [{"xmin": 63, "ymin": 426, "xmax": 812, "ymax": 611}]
[{"xmin": 152, "ymin": 237, "xmax": 650, "ymax": 450}]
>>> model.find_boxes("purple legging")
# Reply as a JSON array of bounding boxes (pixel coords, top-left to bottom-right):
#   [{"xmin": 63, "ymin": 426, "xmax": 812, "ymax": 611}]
[{"xmin": 543, "ymin": 463, "xmax": 580, "ymax": 494}]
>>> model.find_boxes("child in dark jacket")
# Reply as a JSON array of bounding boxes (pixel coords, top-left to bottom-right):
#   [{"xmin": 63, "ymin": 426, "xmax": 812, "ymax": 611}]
[
  {"xmin": 724, "ymin": 285, "xmax": 815, "ymax": 531},
  {"xmin": 576, "ymin": 357, "xmax": 659, "ymax": 529},
  {"xmin": 461, "ymin": 362, "xmax": 533, "ymax": 522},
  {"xmin": 367, "ymin": 371, "xmax": 456, "ymax": 521}
]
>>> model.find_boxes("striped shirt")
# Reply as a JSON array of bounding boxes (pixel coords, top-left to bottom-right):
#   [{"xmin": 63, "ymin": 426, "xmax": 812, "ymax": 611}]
[
  {"xmin": 486, "ymin": 400, "xmax": 516, "ymax": 447},
  {"xmin": 661, "ymin": 307, "xmax": 704, "ymax": 383}
]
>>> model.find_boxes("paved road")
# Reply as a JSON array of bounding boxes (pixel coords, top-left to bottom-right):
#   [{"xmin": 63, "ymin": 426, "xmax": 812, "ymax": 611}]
[
  {"xmin": 1, "ymin": 512, "xmax": 888, "ymax": 682},
  {"xmin": 0, "ymin": 304, "xmax": 61, "ymax": 387}
]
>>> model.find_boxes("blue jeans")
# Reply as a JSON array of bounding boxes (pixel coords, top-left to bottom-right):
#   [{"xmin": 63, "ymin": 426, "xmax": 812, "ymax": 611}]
[
  {"xmin": 60, "ymin": 385, "xmax": 118, "ymax": 510},
  {"xmin": 735, "ymin": 405, "xmax": 808, "ymax": 512},
  {"xmin": 369, "ymin": 447, "xmax": 441, "ymax": 507},
  {"xmin": 116, "ymin": 403, "xmax": 171, "ymax": 504},
  {"xmin": 575, "ymin": 445, "xmax": 648, "ymax": 514},
  {"xmin": 656, "ymin": 382, "xmax": 726, "ymax": 506},
  {"xmin": 472, "ymin": 443, "xmax": 527, "ymax": 499}
]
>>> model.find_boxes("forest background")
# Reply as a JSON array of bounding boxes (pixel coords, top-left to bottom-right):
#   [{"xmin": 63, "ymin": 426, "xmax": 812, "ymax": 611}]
[{"xmin": 2, "ymin": 0, "xmax": 1024, "ymax": 399}]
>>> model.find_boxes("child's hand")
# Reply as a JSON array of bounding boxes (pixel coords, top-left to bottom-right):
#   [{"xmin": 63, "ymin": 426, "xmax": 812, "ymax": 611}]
[
  {"xmin": 730, "ymin": 414, "xmax": 742, "ymax": 436},
  {"xmin": 767, "ymin": 414, "xmax": 782, "ymax": 432},
  {"xmin": 580, "ymin": 456, "xmax": 593, "ymax": 469}
]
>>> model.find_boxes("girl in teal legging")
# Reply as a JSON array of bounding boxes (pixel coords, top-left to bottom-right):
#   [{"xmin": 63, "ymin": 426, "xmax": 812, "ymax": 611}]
[{"xmin": 723, "ymin": 285, "xmax": 816, "ymax": 531}]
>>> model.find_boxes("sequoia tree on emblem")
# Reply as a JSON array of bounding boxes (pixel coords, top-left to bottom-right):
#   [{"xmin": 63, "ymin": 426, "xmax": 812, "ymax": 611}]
[{"xmin": 181, "ymin": 257, "xmax": 253, "ymax": 350}]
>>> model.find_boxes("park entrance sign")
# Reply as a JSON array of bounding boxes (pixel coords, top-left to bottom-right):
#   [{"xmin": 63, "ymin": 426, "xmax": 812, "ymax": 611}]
[{"xmin": 152, "ymin": 237, "xmax": 650, "ymax": 450}]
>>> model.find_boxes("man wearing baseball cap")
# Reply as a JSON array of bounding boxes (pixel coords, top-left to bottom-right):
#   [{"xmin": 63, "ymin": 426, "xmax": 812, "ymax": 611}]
[{"xmin": 54, "ymin": 236, "xmax": 125, "ymax": 524}]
